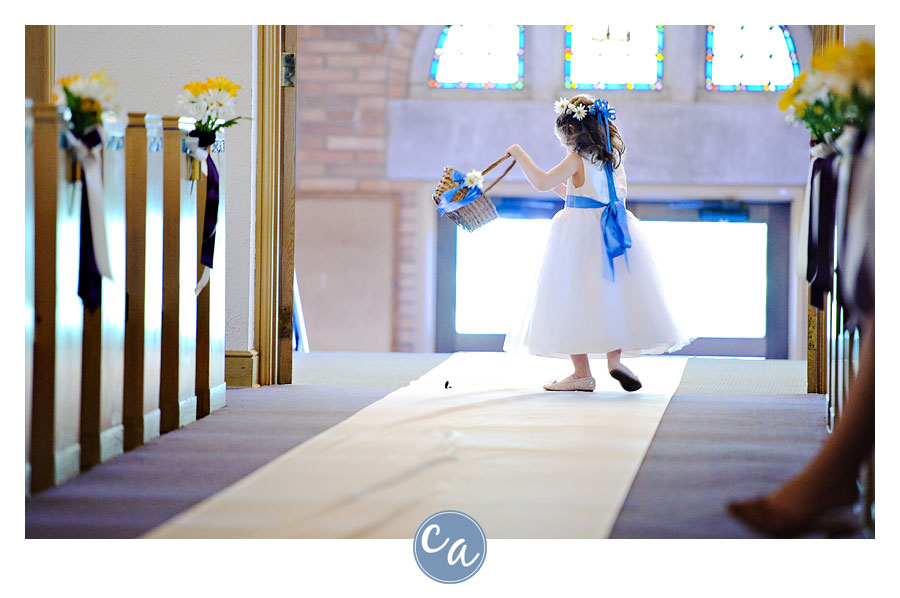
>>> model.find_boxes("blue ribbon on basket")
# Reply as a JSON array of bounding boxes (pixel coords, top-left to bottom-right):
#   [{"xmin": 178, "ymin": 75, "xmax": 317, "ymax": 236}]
[{"xmin": 436, "ymin": 170, "xmax": 483, "ymax": 216}]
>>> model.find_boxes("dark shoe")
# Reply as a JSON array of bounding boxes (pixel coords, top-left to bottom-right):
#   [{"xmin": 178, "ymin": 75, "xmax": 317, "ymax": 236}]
[
  {"xmin": 726, "ymin": 496, "xmax": 860, "ymax": 538},
  {"xmin": 609, "ymin": 369, "xmax": 642, "ymax": 392}
]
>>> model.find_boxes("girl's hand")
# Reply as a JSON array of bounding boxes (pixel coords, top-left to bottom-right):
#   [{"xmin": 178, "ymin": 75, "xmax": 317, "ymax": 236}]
[{"xmin": 506, "ymin": 144, "xmax": 525, "ymax": 160}]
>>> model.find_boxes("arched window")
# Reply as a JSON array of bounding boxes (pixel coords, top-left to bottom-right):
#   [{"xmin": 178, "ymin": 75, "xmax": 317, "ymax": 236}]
[
  {"xmin": 565, "ymin": 25, "xmax": 664, "ymax": 90},
  {"xmin": 705, "ymin": 25, "xmax": 800, "ymax": 91},
  {"xmin": 429, "ymin": 25, "xmax": 525, "ymax": 89}
]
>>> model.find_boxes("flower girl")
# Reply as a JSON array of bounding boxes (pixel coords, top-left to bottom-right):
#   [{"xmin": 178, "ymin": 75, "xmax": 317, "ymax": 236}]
[{"xmin": 504, "ymin": 94, "xmax": 690, "ymax": 392}]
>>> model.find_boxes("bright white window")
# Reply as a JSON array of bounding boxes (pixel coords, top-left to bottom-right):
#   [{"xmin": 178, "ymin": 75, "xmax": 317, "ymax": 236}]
[
  {"xmin": 455, "ymin": 218, "xmax": 551, "ymax": 334},
  {"xmin": 455, "ymin": 218, "xmax": 767, "ymax": 339},
  {"xmin": 430, "ymin": 25, "xmax": 524, "ymax": 89},
  {"xmin": 640, "ymin": 221, "xmax": 768, "ymax": 338},
  {"xmin": 706, "ymin": 25, "xmax": 800, "ymax": 91},
  {"xmin": 565, "ymin": 25, "xmax": 664, "ymax": 90}
]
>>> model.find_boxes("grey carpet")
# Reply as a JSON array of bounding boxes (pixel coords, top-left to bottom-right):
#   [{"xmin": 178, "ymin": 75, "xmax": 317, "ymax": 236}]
[
  {"xmin": 610, "ymin": 358, "xmax": 863, "ymax": 538},
  {"xmin": 672, "ymin": 358, "xmax": 807, "ymax": 395},
  {"xmin": 25, "ymin": 385, "xmax": 394, "ymax": 538},
  {"xmin": 609, "ymin": 392, "xmax": 835, "ymax": 538},
  {"xmin": 27, "ymin": 353, "xmax": 850, "ymax": 539}
]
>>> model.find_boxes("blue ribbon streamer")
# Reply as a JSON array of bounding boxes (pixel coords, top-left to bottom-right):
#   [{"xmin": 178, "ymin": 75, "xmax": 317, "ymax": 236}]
[
  {"xmin": 436, "ymin": 169, "xmax": 483, "ymax": 216},
  {"xmin": 575, "ymin": 98, "xmax": 631, "ymax": 280}
]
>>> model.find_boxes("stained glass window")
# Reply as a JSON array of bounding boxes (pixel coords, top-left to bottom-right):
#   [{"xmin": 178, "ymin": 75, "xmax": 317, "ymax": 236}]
[
  {"xmin": 565, "ymin": 25, "xmax": 664, "ymax": 90},
  {"xmin": 429, "ymin": 25, "xmax": 525, "ymax": 89},
  {"xmin": 705, "ymin": 25, "xmax": 800, "ymax": 91}
]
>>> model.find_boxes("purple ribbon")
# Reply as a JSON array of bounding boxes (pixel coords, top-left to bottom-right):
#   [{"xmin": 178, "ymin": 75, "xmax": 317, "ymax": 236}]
[
  {"xmin": 807, "ymin": 151, "xmax": 838, "ymax": 309},
  {"xmin": 75, "ymin": 127, "xmax": 103, "ymax": 311},
  {"xmin": 191, "ymin": 130, "xmax": 219, "ymax": 269}
]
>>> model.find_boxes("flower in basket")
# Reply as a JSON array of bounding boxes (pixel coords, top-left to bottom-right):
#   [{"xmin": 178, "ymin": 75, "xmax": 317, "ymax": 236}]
[
  {"xmin": 778, "ymin": 40, "xmax": 874, "ymax": 145},
  {"xmin": 52, "ymin": 70, "xmax": 118, "ymax": 135},
  {"xmin": 464, "ymin": 169, "xmax": 485, "ymax": 190},
  {"xmin": 177, "ymin": 75, "xmax": 243, "ymax": 136}
]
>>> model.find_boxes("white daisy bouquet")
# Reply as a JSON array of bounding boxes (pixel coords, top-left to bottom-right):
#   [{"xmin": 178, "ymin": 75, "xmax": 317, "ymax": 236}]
[
  {"xmin": 177, "ymin": 76, "xmax": 243, "ymax": 135},
  {"xmin": 52, "ymin": 70, "xmax": 118, "ymax": 134}
]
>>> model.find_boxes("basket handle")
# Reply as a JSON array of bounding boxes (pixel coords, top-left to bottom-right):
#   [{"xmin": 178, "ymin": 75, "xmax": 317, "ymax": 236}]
[{"xmin": 482, "ymin": 153, "xmax": 516, "ymax": 195}]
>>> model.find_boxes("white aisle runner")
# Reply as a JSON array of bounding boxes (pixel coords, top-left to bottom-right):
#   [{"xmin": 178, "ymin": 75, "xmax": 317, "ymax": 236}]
[{"xmin": 145, "ymin": 353, "xmax": 687, "ymax": 539}]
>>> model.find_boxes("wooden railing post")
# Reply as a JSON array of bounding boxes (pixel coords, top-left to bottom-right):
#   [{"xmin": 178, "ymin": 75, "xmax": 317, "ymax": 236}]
[
  {"xmin": 159, "ymin": 117, "xmax": 197, "ymax": 432},
  {"xmin": 25, "ymin": 99, "xmax": 35, "ymax": 496},
  {"xmin": 79, "ymin": 114, "xmax": 127, "ymax": 470},
  {"xmin": 123, "ymin": 113, "xmax": 164, "ymax": 449},
  {"xmin": 30, "ymin": 104, "xmax": 83, "ymax": 492}
]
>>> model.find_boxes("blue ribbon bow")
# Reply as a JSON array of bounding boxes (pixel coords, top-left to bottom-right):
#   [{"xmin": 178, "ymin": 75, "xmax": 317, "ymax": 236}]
[
  {"xmin": 436, "ymin": 169, "xmax": 483, "ymax": 216},
  {"xmin": 588, "ymin": 99, "xmax": 616, "ymax": 125}
]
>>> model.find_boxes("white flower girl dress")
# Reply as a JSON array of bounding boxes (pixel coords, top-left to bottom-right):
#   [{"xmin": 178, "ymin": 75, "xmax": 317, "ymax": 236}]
[{"xmin": 504, "ymin": 155, "xmax": 691, "ymax": 358}]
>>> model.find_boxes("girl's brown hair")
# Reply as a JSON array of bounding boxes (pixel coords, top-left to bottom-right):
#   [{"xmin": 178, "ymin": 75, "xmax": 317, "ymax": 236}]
[{"xmin": 555, "ymin": 94, "xmax": 625, "ymax": 168}]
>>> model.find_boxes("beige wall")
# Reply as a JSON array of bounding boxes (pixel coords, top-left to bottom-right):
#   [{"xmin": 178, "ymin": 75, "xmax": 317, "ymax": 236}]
[
  {"xmin": 295, "ymin": 200, "xmax": 394, "ymax": 351},
  {"xmin": 844, "ymin": 26, "xmax": 875, "ymax": 46},
  {"xmin": 55, "ymin": 25, "xmax": 256, "ymax": 352}
]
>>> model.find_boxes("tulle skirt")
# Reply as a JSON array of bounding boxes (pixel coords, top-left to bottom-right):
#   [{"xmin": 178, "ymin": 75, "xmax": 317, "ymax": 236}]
[{"xmin": 503, "ymin": 206, "xmax": 692, "ymax": 358}]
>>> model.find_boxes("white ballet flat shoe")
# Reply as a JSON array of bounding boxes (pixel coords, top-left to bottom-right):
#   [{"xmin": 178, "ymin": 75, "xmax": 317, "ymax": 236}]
[{"xmin": 543, "ymin": 376, "xmax": 596, "ymax": 392}]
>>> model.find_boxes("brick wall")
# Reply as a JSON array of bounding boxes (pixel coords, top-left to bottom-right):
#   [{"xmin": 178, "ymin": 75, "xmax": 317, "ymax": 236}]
[{"xmin": 296, "ymin": 25, "xmax": 422, "ymax": 352}]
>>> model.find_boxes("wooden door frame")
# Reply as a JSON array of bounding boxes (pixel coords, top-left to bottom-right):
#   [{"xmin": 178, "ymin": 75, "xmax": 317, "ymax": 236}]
[
  {"xmin": 255, "ymin": 25, "xmax": 296, "ymax": 385},
  {"xmin": 25, "ymin": 25, "xmax": 55, "ymax": 103}
]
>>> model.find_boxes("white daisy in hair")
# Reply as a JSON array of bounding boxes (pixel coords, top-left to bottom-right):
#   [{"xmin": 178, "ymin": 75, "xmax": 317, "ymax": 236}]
[
  {"xmin": 465, "ymin": 169, "xmax": 485, "ymax": 189},
  {"xmin": 554, "ymin": 97, "xmax": 570, "ymax": 115},
  {"xmin": 571, "ymin": 104, "xmax": 588, "ymax": 120}
]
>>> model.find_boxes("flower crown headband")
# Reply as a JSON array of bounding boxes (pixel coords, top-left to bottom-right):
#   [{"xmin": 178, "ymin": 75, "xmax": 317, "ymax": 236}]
[
  {"xmin": 555, "ymin": 97, "xmax": 618, "ymax": 157},
  {"xmin": 554, "ymin": 97, "xmax": 616, "ymax": 123}
]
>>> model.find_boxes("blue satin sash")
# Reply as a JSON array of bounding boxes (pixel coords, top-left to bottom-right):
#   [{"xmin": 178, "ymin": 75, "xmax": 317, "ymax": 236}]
[{"xmin": 565, "ymin": 194, "xmax": 632, "ymax": 280}]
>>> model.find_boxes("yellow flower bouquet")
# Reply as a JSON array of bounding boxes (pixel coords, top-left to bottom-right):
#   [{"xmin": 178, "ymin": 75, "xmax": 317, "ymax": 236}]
[
  {"xmin": 177, "ymin": 76, "xmax": 243, "ymax": 138},
  {"xmin": 778, "ymin": 40, "xmax": 874, "ymax": 144},
  {"xmin": 51, "ymin": 70, "xmax": 119, "ymax": 309},
  {"xmin": 176, "ymin": 76, "xmax": 243, "ymax": 293},
  {"xmin": 52, "ymin": 70, "xmax": 117, "ymax": 135}
]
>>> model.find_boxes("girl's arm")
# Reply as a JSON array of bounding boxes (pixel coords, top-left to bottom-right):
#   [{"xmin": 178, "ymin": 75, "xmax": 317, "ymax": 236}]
[
  {"xmin": 506, "ymin": 144, "xmax": 580, "ymax": 193},
  {"xmin": 551, "ymin": 184, "xmax": 567, "ymax": 199}
]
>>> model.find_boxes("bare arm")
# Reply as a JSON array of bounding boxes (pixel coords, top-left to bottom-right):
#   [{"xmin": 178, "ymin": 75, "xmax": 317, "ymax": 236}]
[
  {"xmin": 507, "ymin": 144, "xmax": 580, "ymax": 193},
  {"xmin": 552, "ymin": 184, "xmax": 567, "ymax": 199}
]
